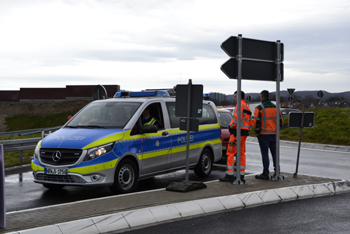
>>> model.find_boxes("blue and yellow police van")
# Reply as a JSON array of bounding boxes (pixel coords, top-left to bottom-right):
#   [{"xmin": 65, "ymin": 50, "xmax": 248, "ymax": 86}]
[{"xmin": 31, "ymin": 90, "xmax": 222, "ymax": 193}]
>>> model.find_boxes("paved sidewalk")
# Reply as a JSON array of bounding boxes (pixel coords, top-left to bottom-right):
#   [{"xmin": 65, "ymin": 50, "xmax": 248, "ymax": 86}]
[{"xmin": 2, "ymin": 172, "xmax": 350, "ymax": 234}]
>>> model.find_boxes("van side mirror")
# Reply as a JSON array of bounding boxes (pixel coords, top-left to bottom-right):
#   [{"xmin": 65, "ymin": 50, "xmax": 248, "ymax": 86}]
[{"xmin": 142, "ymin": 125, "xmax": 158, "ymax": 134}]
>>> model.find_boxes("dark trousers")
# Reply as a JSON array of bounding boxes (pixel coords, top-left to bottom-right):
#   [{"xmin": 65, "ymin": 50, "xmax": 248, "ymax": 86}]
[{"xmin": 257, "ymin": 134, "xmax": 277, "ymax": 175}]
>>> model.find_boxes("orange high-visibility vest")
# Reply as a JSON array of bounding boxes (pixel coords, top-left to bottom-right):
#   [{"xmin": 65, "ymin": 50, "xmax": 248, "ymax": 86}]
[{"xmin": 253, "ymin": 101, "xmax": 282, "ymax": 135}]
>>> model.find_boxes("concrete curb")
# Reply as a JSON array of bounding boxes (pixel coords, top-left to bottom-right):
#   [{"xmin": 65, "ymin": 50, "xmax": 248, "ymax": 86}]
[{"xmin": 7, "ymin": 180, "xmax": 350, "ymax": 234}]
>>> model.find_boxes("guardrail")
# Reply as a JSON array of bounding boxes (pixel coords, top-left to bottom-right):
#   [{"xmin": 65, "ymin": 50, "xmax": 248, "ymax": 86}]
[
  {"xmin": 0, "ymin": 138, "xmax": 41, "ymax": 164},
  {"xmin": 0, "ymin": 126, "xmax": 61, "ymax": 137},
  {"xmin": 0, "ymin": 126, "xmax": 61, "ymax": 164}
]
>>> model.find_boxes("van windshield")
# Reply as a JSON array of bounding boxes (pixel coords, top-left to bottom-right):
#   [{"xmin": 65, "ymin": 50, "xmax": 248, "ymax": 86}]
[{"xmin": 66, "ymin": 102, "xmax": 141, "ymax": 129}]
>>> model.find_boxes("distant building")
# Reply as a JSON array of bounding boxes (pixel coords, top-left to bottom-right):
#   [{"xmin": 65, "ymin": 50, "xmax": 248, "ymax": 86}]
[{"xmin": 0, "ymin": 85, "xmax": 120, "ymax": 103}]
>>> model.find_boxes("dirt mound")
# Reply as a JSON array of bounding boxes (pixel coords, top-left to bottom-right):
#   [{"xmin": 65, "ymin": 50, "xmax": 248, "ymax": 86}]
[{"xmin": 0, "ymin": 100, "xmax": 91, "ymax": 132}]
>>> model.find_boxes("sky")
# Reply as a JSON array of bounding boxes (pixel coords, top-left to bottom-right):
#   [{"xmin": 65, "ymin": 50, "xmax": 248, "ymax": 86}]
[{"xmin": 1, "ymin": 0, "xmax": 350, "ymax": 95}]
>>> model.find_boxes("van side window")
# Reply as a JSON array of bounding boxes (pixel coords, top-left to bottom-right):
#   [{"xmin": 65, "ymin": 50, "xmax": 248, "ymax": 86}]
[
  {"xmin": 166, "ymin": 103, "xmax": 218, "ymax": 128},
  {"xmin": 131, "ymin": 102, "xmax": 164, "ymax": 135},
  {"xmin": 198, "ymin": 104, "xmax": 218, "ymax": 125}
]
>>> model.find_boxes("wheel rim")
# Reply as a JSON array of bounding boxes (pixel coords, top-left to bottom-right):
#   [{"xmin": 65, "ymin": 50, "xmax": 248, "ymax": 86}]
[
  {"xmin": 118, "ymin": 164, "xmax": 135, "ymax": 190},
  {"xmin": 201, "ymin": 152, "xmax": 211, "ymax": 174}
]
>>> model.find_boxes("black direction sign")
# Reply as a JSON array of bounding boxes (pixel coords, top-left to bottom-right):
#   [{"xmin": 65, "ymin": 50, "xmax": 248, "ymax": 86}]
[
  {"xmin": 221, "ymin": 36, "xmax": 284, "ymax": 61},
  {"xmin": 221, "ymin": 58, "xmax": 284, "ymax": 81}
]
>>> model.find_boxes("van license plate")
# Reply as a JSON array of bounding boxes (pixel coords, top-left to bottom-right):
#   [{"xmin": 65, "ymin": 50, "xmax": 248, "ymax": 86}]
[{"xmin": 47, "ymin": 168, "xmax": 67, "ymax": 175}]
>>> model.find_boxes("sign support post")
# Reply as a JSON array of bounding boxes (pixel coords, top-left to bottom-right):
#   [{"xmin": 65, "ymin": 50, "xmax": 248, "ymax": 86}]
[
  {"xmin": 272, "ymin": 41, "xmax": 283, "ymax": 180},
  {"xmin": 233, "ymin": 35, "xmax": 243, "ymax": 185},
  {"xmin": 294, "ymin": 105, "xmax": 305, "ymax": 178},
  {"xmin": 0, "ymin": 144, "xmax": 5, "ymax": 229},
  {"xmin": 184, "ymin": 80, "xmax": 192, "ymax": 183}
]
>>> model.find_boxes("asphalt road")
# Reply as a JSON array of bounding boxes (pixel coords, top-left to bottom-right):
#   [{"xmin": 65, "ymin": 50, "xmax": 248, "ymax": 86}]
[
  {"xmin": 120, "ymin": 191, "xmax": 350, "ymax": 234},
  {"xmin": 4, "ymin": 141, "xmax": 350, "ymax": 212}
]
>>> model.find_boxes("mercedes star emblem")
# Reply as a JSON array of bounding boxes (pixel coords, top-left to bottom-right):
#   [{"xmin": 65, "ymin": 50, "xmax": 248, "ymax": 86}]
[{"xmin": 52, "ymin": 151, "xmax": 62, "ymax": 162}]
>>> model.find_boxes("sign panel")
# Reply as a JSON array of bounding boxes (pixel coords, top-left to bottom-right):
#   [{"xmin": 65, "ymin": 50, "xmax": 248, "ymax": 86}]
[
  {"xmin": 317, "ymin": 90, "xmax": 324, "ymax": 99},
  {"xmin": 180, "ymin": 118, "xmax": 199, "ymax": 132},
  {"xmin": 246, "ymin": 95, "xmax": 252, "ymax": 102},
  {"xmin": 221, "ymin": 58, "xmax": 284, "ymax": 81},
  {"xmin": 287, "ymin": 88, "xmax": 295, "ymax": 95},
  {"xmin": 221, "ymin": 36, "xmax": 284, "ymax": 61},
  {"xmin": 92, "ymin": 85, "xmax": 107, "ymax": 100},
  {"xmin": 288, "ymin": 112, "xmax": 315, "ymax": 128},
  {"xmin": 175, "ymin": 84, "xmax": 203, "ymax": 118}
]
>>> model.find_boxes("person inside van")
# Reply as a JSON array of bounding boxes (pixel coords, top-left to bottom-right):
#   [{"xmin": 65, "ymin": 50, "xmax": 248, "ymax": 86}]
[{"xmin": 141, "ymin": 107, "xmax": 161, "ymax": 128}]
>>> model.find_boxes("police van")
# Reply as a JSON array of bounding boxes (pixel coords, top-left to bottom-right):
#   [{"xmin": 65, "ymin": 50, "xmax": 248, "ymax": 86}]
[{"xmin": 31, "ymin": 90, "xmax": 222, "ymax": 193}]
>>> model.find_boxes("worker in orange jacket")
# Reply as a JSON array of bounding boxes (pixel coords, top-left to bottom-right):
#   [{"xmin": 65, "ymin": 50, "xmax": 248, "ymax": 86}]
[
  {"xmin": 254, "ymin": 90, "xmax": 283, "ymax": 180},
  {"xmin": 220, "ymin": 91, "xmax": 252, "ymax": 182}
]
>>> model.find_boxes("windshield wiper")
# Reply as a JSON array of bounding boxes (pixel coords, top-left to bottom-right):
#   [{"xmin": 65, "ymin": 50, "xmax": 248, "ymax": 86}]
[{"xmin": 65, "ymin": 126, "xmax": 77, "ymax": 128}]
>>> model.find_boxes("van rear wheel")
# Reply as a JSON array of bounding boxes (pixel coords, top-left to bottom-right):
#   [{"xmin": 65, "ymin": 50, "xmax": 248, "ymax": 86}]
[
  {"xmin": 110, "ymin": 159, "xmax": 138, "ymax": 194},
  {"xmin": 194, "ymin": 149, "xmax": 213, "ymax": 177}
]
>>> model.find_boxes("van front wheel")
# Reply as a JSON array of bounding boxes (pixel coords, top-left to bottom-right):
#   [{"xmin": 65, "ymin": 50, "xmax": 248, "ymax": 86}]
[
  {"xmin": 110, "ymin": 159, "xmax": 138, "ymax": 194},
  {"xmin": 194, "ymin": 149, "xmax": 213, "ymax": 177}
]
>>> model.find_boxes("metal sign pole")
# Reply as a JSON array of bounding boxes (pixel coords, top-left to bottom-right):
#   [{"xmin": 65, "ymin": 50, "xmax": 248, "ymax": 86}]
[
  {"xmin": 233, "ymin": 34, "xmax": 243, "ymax": 185},
  {"xmin": 293, "ymin": 105, "xmax": 305, "ymax": 178},
  {"xmin": 273, "ymin": 40, "xmax": 283, "ymax": 181},
  {"xmin": 0, "ymin": 144, "xmax": 5, "ymax": 228},
  {"xmin": 185, "ymin": 79, "xmax": 192, "ymax": 184}
]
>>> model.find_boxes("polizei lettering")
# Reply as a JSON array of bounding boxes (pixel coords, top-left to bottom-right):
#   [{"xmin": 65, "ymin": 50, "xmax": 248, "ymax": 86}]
[
  {"xmin": 177, "ymin": 135, "xmax": 194, "ymax": 144},
  {"xmin": 52, "ymin": 136, "xmax": 86, "ymax": 140}
]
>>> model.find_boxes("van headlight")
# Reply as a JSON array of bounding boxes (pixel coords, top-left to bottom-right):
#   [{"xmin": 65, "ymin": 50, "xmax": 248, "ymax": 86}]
[
  {"xmin": 85, "ymin": 143, "xmax": 114, "ymax": 161},
  {"xmin": 34, "ymin": 144, "xmax": 40, "ymax": 159}
]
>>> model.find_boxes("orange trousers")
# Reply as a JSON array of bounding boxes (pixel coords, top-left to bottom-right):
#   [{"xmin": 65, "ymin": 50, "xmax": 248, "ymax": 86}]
[{"xmin": 225, "ymin": 135, "xmax": 247, "ymax": 175}]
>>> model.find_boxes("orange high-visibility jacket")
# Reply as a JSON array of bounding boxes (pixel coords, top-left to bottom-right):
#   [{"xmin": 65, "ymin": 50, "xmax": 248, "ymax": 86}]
[
  {"xmin": 229, "ymin": 100, "xmax": 253, "ymax": 132},
  {"xmin": 253, "ymin": 99, "xmax": 282, "ymax": 135}
]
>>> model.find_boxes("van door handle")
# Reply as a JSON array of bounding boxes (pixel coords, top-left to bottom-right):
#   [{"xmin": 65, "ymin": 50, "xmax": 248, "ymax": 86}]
[{"xmin": 162, "ymin": 131, "xmax": 169, "ymax": 136}]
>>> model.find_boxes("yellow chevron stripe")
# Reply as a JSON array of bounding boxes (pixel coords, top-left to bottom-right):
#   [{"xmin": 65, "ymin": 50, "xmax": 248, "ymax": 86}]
[
  {"xmin": 68, "ymin": 158, "xmax": 119, "ymax": 174},
  {"xmin": 83, "ymin": 132, "xmax": 125, "ymax": 149}
]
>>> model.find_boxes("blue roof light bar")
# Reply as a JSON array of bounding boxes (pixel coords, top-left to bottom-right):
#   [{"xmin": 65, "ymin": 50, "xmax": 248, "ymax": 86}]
[{"xmin": 114, "ymin": 90, "xmax": 170, "ymax": 98}]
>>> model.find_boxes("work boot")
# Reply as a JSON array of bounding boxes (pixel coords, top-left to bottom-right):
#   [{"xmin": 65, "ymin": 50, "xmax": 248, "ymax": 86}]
[
  {"xmin": 219, "ymin": 175, "xmax": 236, "ymax": 182},
  {"xmin": 255, "ymin": 173, "xmax": 269, "ymax": 180}
]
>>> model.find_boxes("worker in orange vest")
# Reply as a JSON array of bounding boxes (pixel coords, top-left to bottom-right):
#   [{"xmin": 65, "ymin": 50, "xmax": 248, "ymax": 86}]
[
  {"xmin": 254, "ymin": 90, "xmax": 283, "ymax": 180},
  {"xmin": 220, "ymin": 91, "xmax": 252, "ymax": 183}
]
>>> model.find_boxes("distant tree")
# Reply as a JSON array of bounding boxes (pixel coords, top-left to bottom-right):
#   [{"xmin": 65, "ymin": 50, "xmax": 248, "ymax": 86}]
[
  {"xmin": 327, "ymin": 96, "xmax": 344, "ymax": 103},
  {"xmin": 301, "ymin": 95, "xmax": 317, "ymax": 108}
]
